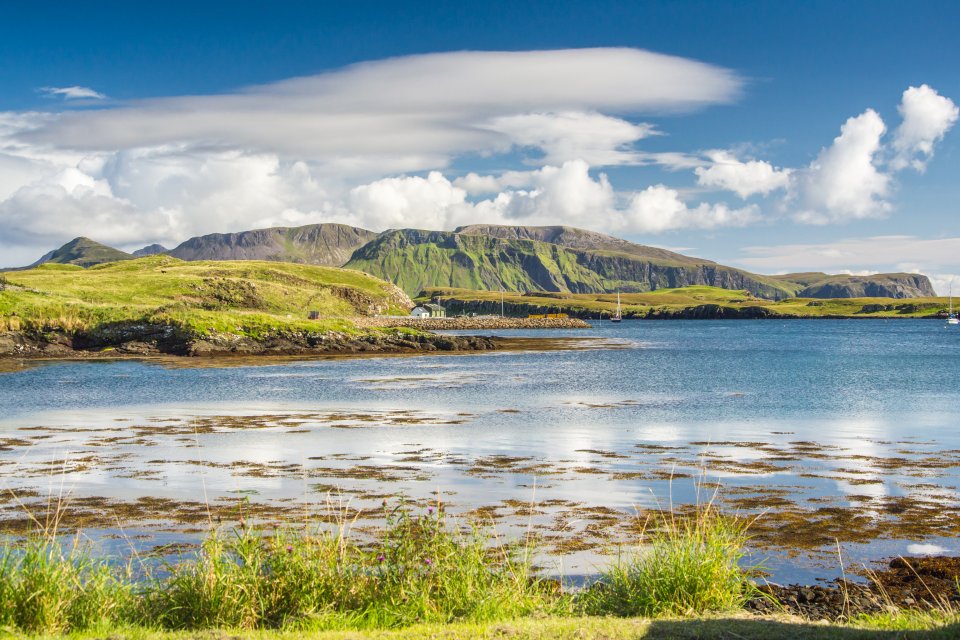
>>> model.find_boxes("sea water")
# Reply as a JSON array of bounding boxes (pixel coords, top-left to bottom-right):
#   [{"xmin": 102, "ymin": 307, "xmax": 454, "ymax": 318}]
[{"xmin": 2, "ymin": 319, "xmax": 959, "ymax": 584}]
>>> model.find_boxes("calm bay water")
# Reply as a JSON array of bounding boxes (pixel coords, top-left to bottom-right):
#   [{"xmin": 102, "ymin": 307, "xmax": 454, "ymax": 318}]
[{"xmin": 2, "ymin": 319, "xmax": 959, "ymax": 584}]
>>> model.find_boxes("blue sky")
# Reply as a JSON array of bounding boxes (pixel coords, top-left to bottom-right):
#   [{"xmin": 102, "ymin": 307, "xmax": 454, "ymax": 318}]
[{"xmin": 2, "ymin": 1, "xmax": 959, "ymax": 291}]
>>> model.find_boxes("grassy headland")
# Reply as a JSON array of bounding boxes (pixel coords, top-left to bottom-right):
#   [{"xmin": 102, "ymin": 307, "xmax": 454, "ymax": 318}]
[
  {"xmin": 419, "ymin": 286, "xmax": 953, "ymax": 320},
  {"xmin": 0, "ymin": 257, "xmax": 500, "ymax": 357}
]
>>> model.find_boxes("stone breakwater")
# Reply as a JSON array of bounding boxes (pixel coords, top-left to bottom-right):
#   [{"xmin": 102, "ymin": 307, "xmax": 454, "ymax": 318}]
[{"xmin": 353, "ymin": 316, "xmax": 591, "ymax": 330}]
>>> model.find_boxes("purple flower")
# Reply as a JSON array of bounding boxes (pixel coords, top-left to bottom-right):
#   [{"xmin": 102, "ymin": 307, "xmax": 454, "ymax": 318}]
[
  {"xmin": 286, "ymin": 545, "xmax": 293, "ymax": 553},
  {"xmin": 377, "ymin": 555, "xmax": 385, "ymax": 562},
  {"xmin": 428, "ymin": 507, "xmax": 434, "ymax": 515},
  {"xmin": 424, "ymin": 558, "xmax": 432, "ymax": 566}
]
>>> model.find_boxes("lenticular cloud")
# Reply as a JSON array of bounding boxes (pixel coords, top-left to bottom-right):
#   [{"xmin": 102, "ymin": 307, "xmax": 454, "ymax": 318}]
[{"xmin": 17, "ymin": 48, "xmax": 741, "ymax": 161}]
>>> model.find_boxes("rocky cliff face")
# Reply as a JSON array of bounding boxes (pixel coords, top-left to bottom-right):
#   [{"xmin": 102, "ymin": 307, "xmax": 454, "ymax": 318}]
[
  {"xmin": 775, "ymin": 273, "xmax": 936, "ymax": 298},
  {"xmin": 167, "ymin": 223, "xmax": 378, "ymax": 266},
  {"xmin": 454, "ymin": 224, "xmax": 706, "ymax": 264},
  {"xmin": 345, "ymin": 229, "xmax": 795, "ymax": 299}
]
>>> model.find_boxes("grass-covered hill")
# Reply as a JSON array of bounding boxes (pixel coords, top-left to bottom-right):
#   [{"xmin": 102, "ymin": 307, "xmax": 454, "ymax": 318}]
[
  {"xmin": 23, "ymin": 236, "xmax": 134, "ymax": 268},
  {"xmin": 18, "ymin": 224, "xmax": 937, "ymax": 300},
  {"xmin": 419, "ymin": 285, "xmax": 953, "ymax": 319},
  {"xmin": 0, "ymin": 256, "xmax": 413, "ymax": 347},
  {"xmin": 345, "ymin": 228, "xmax": 797, "ymax": 300}
]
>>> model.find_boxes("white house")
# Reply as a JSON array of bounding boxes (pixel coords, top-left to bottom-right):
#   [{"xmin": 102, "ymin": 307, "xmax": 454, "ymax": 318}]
[{"xmin": 410, "ymin": 303, "xmax": 446, "ymax": 318}]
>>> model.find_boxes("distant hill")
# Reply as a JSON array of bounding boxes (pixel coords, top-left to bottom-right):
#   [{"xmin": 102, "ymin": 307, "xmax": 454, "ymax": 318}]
[
  {"xmin": 26, "ymin": 237, "xmax": 133, "ymax": 269},
  {"xmin": 771, "ymin": 272, "xmax": 935, "ymax": 298},
  {"xmin": 417, "ymin": 285, "xmax": 952, "ymax": 319},
  {"xmin": 167, "ymin": 223, "xmax": 378, "ymax": 266},
  {"xmin": 14, "ymin": 224, "xmax": 937, "ymax": 300},
  {"xmin": 345, "ymin": 227, "xmax": 796, "ymax": 299},
  {"xmin": 132, "ymin": 243, "xmax": 168, "ymax": 257}
]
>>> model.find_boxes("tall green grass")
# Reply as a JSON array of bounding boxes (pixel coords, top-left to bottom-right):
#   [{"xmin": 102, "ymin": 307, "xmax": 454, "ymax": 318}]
[
  {"xmin": 0, "ymin": 534, "xmax": 131, "ymax": 633},
  {"xmin": 136, "ymin": 506, "xmax": 563, "ymax": 631},
  {"xmin": 0, "ymin": 500, "xmax": 760, "ymax": 633},
  {"xmin": 580, "ymin": 501, "xmax": 760, "ymax": 617}
]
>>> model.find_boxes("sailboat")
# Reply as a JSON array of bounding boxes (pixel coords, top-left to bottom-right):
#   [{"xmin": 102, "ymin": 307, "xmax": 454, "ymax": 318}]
[
  {"xmin": 611, "ymin": 291, "xmax": 623, "ymax": 323},
  {"xmin": 949, "ymin": 283, "xmax": 959, "ymax": 325}
]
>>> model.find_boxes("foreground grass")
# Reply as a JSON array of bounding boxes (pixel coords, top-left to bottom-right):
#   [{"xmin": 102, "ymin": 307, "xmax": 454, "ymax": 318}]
[
  {"xmin": 418, "ymin": 286, "xmax": 952, "ymax": 319},
  {"xmin": 0, "ymin": 256, "xmax": 412, "ymax": 337},
  {"xmin": 11, "ymin": 614, "xmax": 960, "ymax": 639},
  {"xmin": 0, "ymin": 507, "xmax": 564, "ymax": 634},
  {"xmin": 0, "ymin": 503, "xmax": 767, "ymax": 634},
  {"xmin": 580, "ymin": 501, "xmax": 760, "ymax": 617},
  {"xmin": 2, "ymin": 504, "xmax": 959, "ymax": 638}
]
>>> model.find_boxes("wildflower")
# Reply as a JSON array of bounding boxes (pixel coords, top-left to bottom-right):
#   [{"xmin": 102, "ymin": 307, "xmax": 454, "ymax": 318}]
[
  {"xmin": 428, "ymin": 507, "xmax": 434, "ymax": 515},
  {"xmin": 377, "ymin": 554, "xmax": 386, "ymax": 562},
  {"xmin": 286, "ymin": 545, "xmax": 293, "ymax": 553},
  {"xmin": 424, "ymin": 558, "xmax": 432, "ymax": 566}
]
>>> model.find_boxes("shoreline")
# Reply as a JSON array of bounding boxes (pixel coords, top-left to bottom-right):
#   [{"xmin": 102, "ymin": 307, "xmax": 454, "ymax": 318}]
[
  {"xmin": 0, "ymin": 334, "xmax": 625, "ymax": 371},
  {"xmin": 354, "ymin": 316, "xmax": 590, "ymax": 329}
]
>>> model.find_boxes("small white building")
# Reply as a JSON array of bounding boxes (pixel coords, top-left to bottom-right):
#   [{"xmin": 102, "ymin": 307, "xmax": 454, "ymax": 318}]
[{"xmin": 410, "ymin": 303, "xmax": 446, "ymax": 318}]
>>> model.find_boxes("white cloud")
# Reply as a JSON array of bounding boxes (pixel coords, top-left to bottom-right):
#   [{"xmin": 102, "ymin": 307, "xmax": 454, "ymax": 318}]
[
  {"xmin": 348, "ymin": 171, "xmax": 471, "ymax": 231},
  {"xmin": 483, "ymin": 111, "xmax": 656, "ymax": 165},
  {"xmin": 19, "ymin": 48, "xmax": 740, "ymax": 166},
  {"xmin": 891, "ymin": 84, "xmax": 959, "ymax": 172},
  {"xmin": 39, "ymin": 86, "xmax": 107, "ymax": 100},
  {"xmin": 0, "ymin": 48, "xmax": 747, "ymax": 262},
  {"xmin": 791, "ymin": 109, "xmax": 890, "ymax": 224},
  {"xmin": 342, "ymin": 161, "xmax": 754, "ymax": 236},
  {"xmin": 343, "ymin": 160, "xmax": 615, "ymax": 231},
  {"xmin": 485, "ymin": 160, "xmax": 616, "ymax": 226},
  {"xmin": 694, "ymin": 150, "xmax": 791, "ymax": 198},
  {"xmin": 624, "ymin": 184, "xmax": 758, "ymax": 233},
  {"xmin": 454, "ymin": 169, "xmax": 542, "ymax": 195},
  {"xmin": 927, "ymin": 273, "xmax": 960, "ymax": 299}
]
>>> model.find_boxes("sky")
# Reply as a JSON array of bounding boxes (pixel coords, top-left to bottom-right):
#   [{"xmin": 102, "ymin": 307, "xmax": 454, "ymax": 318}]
[{"xmin": 2, "ymin": 0, "xmax": 960, "ymax": 292}]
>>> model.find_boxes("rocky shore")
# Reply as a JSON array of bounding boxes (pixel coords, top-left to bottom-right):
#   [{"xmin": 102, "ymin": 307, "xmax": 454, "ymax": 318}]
[
  {"xmin": 0, "ymin": 324, "xmax": 498, "ymax": 359},
  {"xmin": 746, "ymin": 556, "xmax": 960, "ymax": 620},
  {"xmin": 354, "ymin": 316, "xmax": 590, "ymax": 330}
]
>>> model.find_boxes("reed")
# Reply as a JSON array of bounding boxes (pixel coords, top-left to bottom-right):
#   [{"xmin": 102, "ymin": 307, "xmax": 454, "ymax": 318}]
[
  {"xmin": 579, "ymin": 500, "xmax": 760, "ymax": 617},
  {"xmin": 137, "ymin": 504, "xmax": 564, "ymax": 631},
  {"xmin": 0, "ymin": 533, "xmax": 132, "ymax": 633}
]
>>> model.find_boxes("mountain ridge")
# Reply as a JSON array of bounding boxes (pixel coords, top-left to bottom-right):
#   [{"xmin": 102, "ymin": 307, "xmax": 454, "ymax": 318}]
[
  {"xmin": 166, "ymin": 223, "xmax": 378, "ymax": 266},
  {"xmin": 13, "ymin": 224, "xmax": 937, "ymax": 300}
]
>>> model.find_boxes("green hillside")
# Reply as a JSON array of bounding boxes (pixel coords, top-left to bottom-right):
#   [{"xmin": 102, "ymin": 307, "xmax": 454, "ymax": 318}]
[
  {"xmin": 27, "ymin": 236, "xmax": 134, "ymax": 268},
  {"xmin": 16, "ymin": 225, "xmax": 938, "ymax": 302},
  {"xmin": 346, "ymin": 229, "xmax": 796, "ymax": 300},
  {"xmin": 419, "ymin": 286, "xmax": 953, "ymax": 319},
  {"xmin": 0, "ymin": 256, "xmax": 412, "ymax": 337}
]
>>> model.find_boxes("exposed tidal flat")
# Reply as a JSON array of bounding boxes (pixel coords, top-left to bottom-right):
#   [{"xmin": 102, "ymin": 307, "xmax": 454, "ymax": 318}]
[{"xmin": 2, "ymin": 319, "xmax": 960, "ymax": 632}]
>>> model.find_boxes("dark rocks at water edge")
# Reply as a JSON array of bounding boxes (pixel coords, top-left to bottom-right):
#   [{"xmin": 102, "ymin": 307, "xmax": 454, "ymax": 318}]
[
  {"xmin": 0, "ymin": 325, "xmax": 497, "ymax": 359},
  {"xmin": 746, "ymin": 556, "xmax": 960, "ymax": 620}
]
